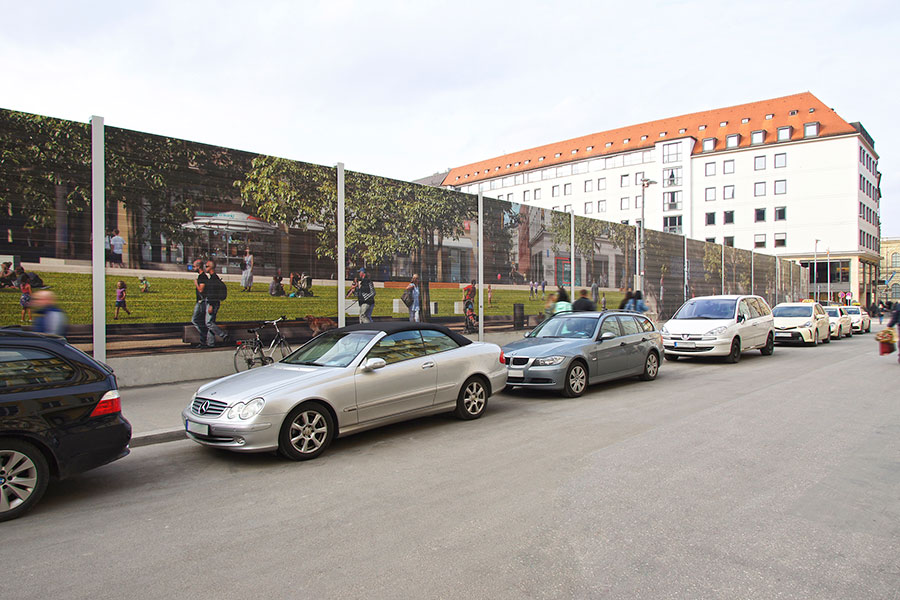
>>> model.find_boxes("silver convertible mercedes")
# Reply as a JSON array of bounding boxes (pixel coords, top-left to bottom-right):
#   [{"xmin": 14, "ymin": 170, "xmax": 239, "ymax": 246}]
[
  {"xmin": 183, "ymin": 322, "xmax": 507, "ymax": 460},
  {"xmin": 501, "ymin": 311, "xmax": 663, "ymax": 397}
]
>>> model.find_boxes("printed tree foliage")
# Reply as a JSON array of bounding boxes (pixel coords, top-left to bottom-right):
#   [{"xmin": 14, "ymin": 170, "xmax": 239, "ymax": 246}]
[
  {"xmin": 548, "ymin": 211, "xmax": 635, "ymax": 288},
  {"xmin": 0, "ymin": 110, "xmax": 91, "ymax": 229},
  {"xmin": 483, "ymin": 197, "xmax": 522, "ymax": 283}
]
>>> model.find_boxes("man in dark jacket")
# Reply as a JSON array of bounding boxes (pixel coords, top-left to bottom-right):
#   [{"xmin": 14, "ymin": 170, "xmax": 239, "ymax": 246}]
[
  {"xmin": 31, "ymin": 290, "xmax": 68, "ymax": 337},
  {"xmin": 572, "ymin": 289, "xmax": 596, "ymax": 312},
  {"xmin": 357, "ymin": 268, "xmax": 376, "ymax": 324}
]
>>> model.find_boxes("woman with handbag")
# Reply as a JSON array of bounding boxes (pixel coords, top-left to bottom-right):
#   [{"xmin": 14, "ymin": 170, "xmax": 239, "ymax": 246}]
[{"xmin": 403, "ymin": 274, "xmax": 421, "ymax": 322}]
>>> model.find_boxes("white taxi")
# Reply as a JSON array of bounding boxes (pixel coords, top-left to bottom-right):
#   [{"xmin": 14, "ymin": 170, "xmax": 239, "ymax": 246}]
[
  {"xmin": 823, "ymin": 305, "xmax": 853, "ymax": 339},
  {"xmin": 843, "ymin": 305, "xmax": 871, "ymax": 333},
  {"xmin": 772, "ymin": 301, "xmax": 831, "ymax": 346}
]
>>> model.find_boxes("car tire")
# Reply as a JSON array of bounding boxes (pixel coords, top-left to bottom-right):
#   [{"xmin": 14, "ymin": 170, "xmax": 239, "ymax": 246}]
[
  {"xmin": 278, "ymin": 402, "xmax": 335, "ymax": 461},
  {"xmin": 865, "ymin": 324, "xmax": 871, "ymax": 333},
  {"xmin": 455, "ymin": 376, "xmax": 489, "ymax": 420},
  {"xmin": 760, "ymin": 333, "xmax": 775, "ymax": 356},
  {"xmin": 807, "ymin": 329, "xmax": 819, "ymax": 347},
  {"xmin": 724, "ymin": 338, "xmax": 742, "ymax": 364},
  {"xmin": 835, "ymin": 327, "xmax": 842, "ymax": 340},
  {"xmin": 0, "ymin": 438, "xmax": 50, "ymax": 523},
  {"xmin": 822, "ymin": 327, "xmax": 831, "ymax": 343},
  {"xmin": 639, "ymin": 352, "xmax": 659, "ymax": 381},
  {"xmin": 846, "ymin": 328, "xmax": 852, "ymax": 338},
  {"xmin": 562, "ymin": 360, "xmax": 588, "ymax": 398},
  {"xmin": 664, "ymin": 353, "xmax": 679, "ymax": 362}
]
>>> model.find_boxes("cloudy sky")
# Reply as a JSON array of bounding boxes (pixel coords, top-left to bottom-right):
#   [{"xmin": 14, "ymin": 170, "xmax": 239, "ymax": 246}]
[{"xmin": 2, "ymin": 0, "xmax": 897, "ymax": 234}]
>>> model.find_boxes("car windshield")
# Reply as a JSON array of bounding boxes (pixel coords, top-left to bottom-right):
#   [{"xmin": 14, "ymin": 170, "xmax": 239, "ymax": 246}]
[
  {"xmin": 772, "ymin": 305, "xmax": 812, "ymax": 318},
  {"xmin": 528, "ymin": 317, "xmax": 598, "ymax": 338},
  {"xmin": 824, "ymin": 308, "xmax": 839, "ymax": 317},
  {"xmin": 282, "ymin": 330, "xmax": 377, "ymax": 367},
  {"xmin": 673, "ymin": 298, "xmax": 736, "ymax": 320},
  {"xmin": 845, "ymin": 307, "xmax": 860, "ymax": 314}
]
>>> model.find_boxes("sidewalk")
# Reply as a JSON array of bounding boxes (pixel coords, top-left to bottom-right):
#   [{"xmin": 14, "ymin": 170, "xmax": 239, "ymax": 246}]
[{"xmin": 122, "ymin": 329, "xmax": 526, "ymax": 447}]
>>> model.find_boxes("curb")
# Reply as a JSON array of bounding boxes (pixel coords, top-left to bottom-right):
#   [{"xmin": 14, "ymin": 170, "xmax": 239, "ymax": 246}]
[{"xmin": 131, "ymin": 428, "xmax": 187, "ymax": 448}]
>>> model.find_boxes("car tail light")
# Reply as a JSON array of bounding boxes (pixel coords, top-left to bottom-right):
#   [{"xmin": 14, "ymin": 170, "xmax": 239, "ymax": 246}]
[
  {"xmin": 90, "ymin": 390, "xmax": 121, "ymax": 417},
  {"xmin": 499, "ymin": 350, "xmax": 505, "ymax": 364}
]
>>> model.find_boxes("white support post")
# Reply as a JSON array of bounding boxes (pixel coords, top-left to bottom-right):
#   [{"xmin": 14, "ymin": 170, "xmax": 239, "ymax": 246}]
[
  {"xmin": 751, "ymin": 250, "xmax": 755, "ymax": 295},
  {"xmin": 90, "ymin": 116, "xmax": 106, "ymax": 363},
  {"xmin": 721, "ymin": 244, "xmax": 725, "ymax": 294},
  {"xmin": 336, "ymin": 162, "xmax": 346, "ymax": 327},
  {"xmin": 477, "ymin": 192, "xmax": 484, "ymax": 341},
  {"xmin": 683, "ymin": 235, "xmax": 688, "ymax": 301},
  {"xmin": 570, "ymin": 209, "xmax": 575, "ymax": 300}
]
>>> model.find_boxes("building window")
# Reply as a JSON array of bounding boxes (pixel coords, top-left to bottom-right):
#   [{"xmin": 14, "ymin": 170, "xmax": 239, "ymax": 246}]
[
  {"xmin": 534, "ymin": 188, "xmax": 542, "ymax": 200},
  {"xmin": 702, "ymin": 138, "xmax": 715, "ymax": 152},
  {"xmin": 754, "ymin": 156, "xmax": 766, "ymax": 170},
  {"xmin": 564, "ymin": 183, "xmax": 572, "ymax": 196},
  {"xmin": 775, "ymin": 206, "xmax": 786, "ymax": 221},
  {"xmin": 892, "ymin": 253, "xmax": 900, "ymax": 268},
  {"xmin": 754, "ymin": 182, "xmax": 766, "ymax": 197},
  {"xmin": 706, "ymin": 212, "xmax": 716, "ymax": 225},
  {"xmin": 663, "ymin": 216, "xmax": 683, "ymax": 234},
  {"xmin": 552, "ymin": 206, "xmax": 559, "ymax": 211},
  {"xmin": 634, "ymin": 195, "xmax": 642, "ymax": 209},
  {"xmin": 598, "ymin": 200, "xmax": 606, "ymax": 213},
  {"xmin": 552, "ymin": 185, "xmax": 560, "ymax": 197},
  {"xmin": 523, "ymin": 190, "xmax": 531, "ymax": 202},
  {"xmin": 620, "ymin": 174, "xmax": 630, "ymax": 188},
  {"xmin": 724, "ymin": 236, "xmax": 734, "ymax": 247},
  {"xmin": 621, "ymin": 220, "xmax": 629, "ymax": 225},
  {"xmin": 723, "ymin": 160, "xmax": 735, "ymax": 174},
  {"xmin": 662, "ymin": 142, "xmax": 681, "ymax": 163},
  {"xmin": 583, "ymin": 180, "xmax": 593, "ymax": 193},
  {"xmin": 774, "ymin": 153, "xmax": 786, "ymax": 168},
  {"xmin": 705, "ymin": 162, "xmax": 715, "ymax": 176},
  {"xmin": 723, "ymin": 211, "xmax": 734, "ymax": 224},
  {"xmin": 751, "ymin": 130, "xmax": 765, "ymax": 145},
  {"xmin": 755, "ymin": 208, "xmax": 766, "ymax": 222},
  {"xmin": 774, "ymin": 180, "xmax": 786, "ymax": 195},
  {"xmin": 804, "ymin": 122, "xmax": 819, "ymax": 137},
  {"xmin": 663, "ymin": 167, "xmax": 682, "ymax": 187},
  {"xmin": 892, "ymin": 283, "xmax": 900, "ymax": 299},
  {"xmin": 774, "ymin": 233, "xmax": 786, "ymax": 247},
  {"xmin": 754, "ymin": 234, "xmax": 766, "ymax": 248},
  {"xmin": 726, "ymin": 134, "xmax": 740, "ymax": 149},
  {"xmin": 778, "ymin": 126, "xmax": 792, "ymax": 141},
  {"xmin": 621, "ymin": 197, "xmax": 630, "ymax": 210},
  {"xmin": 765, "ymin": 114, "xmax": 774, "ymax": 120},
  {"xmin": 724, "ymin": 185, "xmax": 735, "ymax": 200},
  {"xmin": 584, "ymin": 202, "xmax": 593, "ymax": 214},
  {"xmin": 705, "ymin": 187, "xmax": 716, "ymax": 201},
  {"xmin": 663, "ymin": 191, "xmax": 682, "ymax": 211},
  {"xmin": 635, "ymin": 172, "xmax": 644, "ymax": 185},
  {"xmin": 564, "ymin": 204, "xmax": 572, "ymax": 213},
  {"xmin": 706, "ymin": 237, "xmax": 716, "ymax": 243},
  {"xmin": 597, "ymin": 177, "xmax": 606, "ymax": 190}
]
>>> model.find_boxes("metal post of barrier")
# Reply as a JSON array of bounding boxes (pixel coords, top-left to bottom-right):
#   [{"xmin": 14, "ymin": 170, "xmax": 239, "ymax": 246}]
[
  {"xmin": 751, "ymin": 250, "xmax": 755, "ymax": 295},
  {"xmin": 337, "ymin": 162, "xmax": 345, "ymax": 327},
  {"xmin": 683, "ymin": 235, "xmax": 688, "ymax": 302},
  {"xmin": 721, "ymin": 244, "xmax": 725, "ymax": 294},
  {"xmin": 570, "ymin": 209, "xmax": 575, "ymax": 301},
  {"xmin": 477, "ymin": 192, "xmax": 484, "ymax": 341},
  {"xmin": 90, "ymin": 116, "xmax": 106, "ymax": 363}
]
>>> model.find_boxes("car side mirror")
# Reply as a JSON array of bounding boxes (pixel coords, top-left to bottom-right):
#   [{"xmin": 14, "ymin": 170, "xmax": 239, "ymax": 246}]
[
  {"xmin": 599, "ymin": 331, "xmax": 616, "ymax": 342},
  {"xmin": 362, "ymin": 358, "xmax": 386, "ymax": 371}
]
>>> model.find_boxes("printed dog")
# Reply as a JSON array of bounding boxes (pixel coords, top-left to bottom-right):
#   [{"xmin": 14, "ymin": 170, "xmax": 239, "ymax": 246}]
[{"xmin": 306, "ymin": 315, "xmax": 337, "ymax": 335}]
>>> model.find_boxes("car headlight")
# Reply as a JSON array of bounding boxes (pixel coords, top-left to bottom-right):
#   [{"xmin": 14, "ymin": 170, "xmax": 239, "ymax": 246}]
[
  {"xmin": 533, "ymin": 355, "xmax": 566, "ymax": 366},
  {"xmin": 660, "ymin": 325, "xmax": 668, "ymax": 334},
  {"xmin": 705, "ymin": 326, "xmax": 727, "ymax": 336},
  {"xmin": 802, "ymin": 321, "xmax": 813, "ymax": 328},
  {"xmin": 226, "ymin": 398, "xmax": 266, "ymax": 420}
]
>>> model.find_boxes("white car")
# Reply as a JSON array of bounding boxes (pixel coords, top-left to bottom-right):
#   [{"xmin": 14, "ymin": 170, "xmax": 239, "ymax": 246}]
[
  {"xmin": 662, "ymin": 295, "xmax": 775, "ymax": 363},
  {"xmin": 772, "ymin": 302, "xmax": 831, "ymax": 346},
  {"xmin": 843, "ymin": 305, "xmax": 871, "ymax": 333},
  {"xmin": 823, "ymin": 306, "xmax": 853, "ymax": 339}
]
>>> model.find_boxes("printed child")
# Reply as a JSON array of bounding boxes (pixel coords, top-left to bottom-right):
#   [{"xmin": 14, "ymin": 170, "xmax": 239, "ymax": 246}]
[
  {"xmin": 114, "ymin": 280, "xmax": 132, "ymax": 319},
  {"xmin": 139, "ymin": 275, "xmax": 150, "ymax": 293},
  {"xmin": 20, "ymin": 277, "xmax": 32, "ymax": 322}
]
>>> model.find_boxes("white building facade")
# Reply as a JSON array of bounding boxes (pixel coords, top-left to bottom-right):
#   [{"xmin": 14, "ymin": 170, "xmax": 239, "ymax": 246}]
[{"xmin": 442, "ymin": 93, "xmax": 881, "ymax": 306}]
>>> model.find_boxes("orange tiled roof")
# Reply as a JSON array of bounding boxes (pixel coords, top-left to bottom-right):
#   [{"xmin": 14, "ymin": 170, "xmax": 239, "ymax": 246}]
[{"xmin": 442, "ymin": 92, "xmax": 857, "ymax": 186}]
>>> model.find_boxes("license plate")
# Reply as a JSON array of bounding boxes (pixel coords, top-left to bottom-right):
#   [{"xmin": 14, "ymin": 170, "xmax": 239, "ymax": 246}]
[
  {"xmin": 775, "ymin": 332, "xmax": 790, "ymax": 338},
  {"xmin": 186, "ymin": 420, "xmax": 209, "ymax": 436},
  {"xmin": 508, "ymin": 368, "xmax": 523, "ymax": 377},
  {"xmin": 674, "ymin": 341, "xmax": 695, "ymax": 348}
]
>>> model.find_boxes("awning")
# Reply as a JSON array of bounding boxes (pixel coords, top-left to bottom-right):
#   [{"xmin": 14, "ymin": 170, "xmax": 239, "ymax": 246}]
[{"xmin": 182, "ymin": 211, "xmax": 279, "ymax": 233}]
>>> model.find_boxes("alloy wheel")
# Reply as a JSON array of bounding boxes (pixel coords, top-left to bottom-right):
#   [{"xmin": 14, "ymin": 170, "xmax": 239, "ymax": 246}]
[
  {"xmin": 568, "ymin": 364, "xmax": 587, "ymax": 395},
  {"xmin": 463, "ymin": 381, "xmax": 486, "ymax": 416},
  {"xmin": 0, "ymin": 450, "xmax": 38, "ymax": 514},
  {"xmin": 289, "ymin": 411, "xmax": 329, "ymax": 454}
]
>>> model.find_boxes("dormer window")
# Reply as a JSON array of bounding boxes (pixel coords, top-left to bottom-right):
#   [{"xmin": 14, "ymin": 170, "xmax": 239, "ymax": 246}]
[
  {"xmin": 702, "ymin": 138, "xmax": 716, "ymax": 152},
  {"xmin": 751, "ymin": 130, "xmax": 765, "ymax": 145},
  {"xmin": 640, "ymin": 135, "xmax": 648, "ymax": 141},
  {"xmin": 809, "ymin": 108, "xmax": 815, "ymax": 113},
  {"xmin": 554, "ymin": 152, "xmax": 561, "ymax": 158},
  {"xmin": 659, "ymin": 131, "xmax": 667, "ymax": 137},
  {"xmin": 726, "ymin": 134, "xmax": 740, "ymax": 149},
  {"xmin": 765, "ymin": 114, "xmax": 774, "ymax": 120},
  {"xmin": 605, "ymin": 142, "xmax": 612, "ymax": 148},
  {"xmin": 741, "ymin": 118, "xmax": 750, "ymax": 124},
  {"xmin": 720, "ymin": 121, "xmax": 728, "ymax": 127},
  {"xmin": 699, "ymin": 125, "xmax": 707, "ymax": 131},
  {"xmin": 679, "ymin": 128, "xmax": 686, "ymax": 134},
  {"xmin": 777, "ymin": 126, "xmax": 792, "ymax": 141},
  {"xmin": 789, "ymin": 110, "xmax": 798, "ymax": 116},
  {"xmin": 624, "ymin": 138, "xmax": 630, "ymax": 143},
  {"xmin": 538, "ymin": 156, "xmax": 545, "ymax": 162},
  {"xmin": 586, "ymin": 146, "xmax": 593, "ymax": 151},
  {"xmin": 514, "ymin": 162, "xmax": 520, "ymax": 166},
  {"xmin": 524, "ymin": 159, "xmax": 530, "ymax": 165},
  {"xmin": 571, "ymin": 149, "xmax": 577, "ymax": 155},
  {"xmin": 506, "ymin": 164, "xmax": 511, "ymax": 168},
  {"xmin": 804, "ymin": 122, "xmax": 820, "ymax": 138}
]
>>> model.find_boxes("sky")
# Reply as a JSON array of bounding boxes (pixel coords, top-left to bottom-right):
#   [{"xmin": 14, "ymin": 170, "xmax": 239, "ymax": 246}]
[{"xmin": 1, "ymin": 0, "xmax": 898, "ymax": 234}]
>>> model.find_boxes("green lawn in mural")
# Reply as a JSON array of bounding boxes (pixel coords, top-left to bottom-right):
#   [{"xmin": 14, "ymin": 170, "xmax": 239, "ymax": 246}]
[{"xmin": 1, "ymin": 272, "xmax": 615, "ymax": 326}]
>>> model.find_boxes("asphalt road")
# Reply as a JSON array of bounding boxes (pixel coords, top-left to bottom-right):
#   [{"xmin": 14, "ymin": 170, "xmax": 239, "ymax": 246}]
[{"xmin": 4, "ymin": 331, "xmax": 899, "ymax": 599}]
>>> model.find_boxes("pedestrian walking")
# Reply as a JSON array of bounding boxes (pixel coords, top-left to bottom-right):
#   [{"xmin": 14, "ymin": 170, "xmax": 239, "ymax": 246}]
[
  {"xmin": 591, "ymin": 279, "xmax": 599, "ymax": 304},
  {"xmin": 572, "ymin": 289, "xmax": 596, "ymax": 311},
  {"xmin": 625, "ymin": 290, "xmax": 649, "ymax": 313},
  {"xmin": 554, "ymin": 288, "xmax": 573, "ymax": 314},
  {"xmin": 601, "ymin": 292, "xmax": 607, "ymax": 311},
  {"xmin": 240, "ymin": 248, "xmax": 254, "ymax": 292},
  {"xmin": 544, "ymin": 293, "xmax": 557, "ymax": 321},
  {"xmin": 191, "ymin": 259, "xmax": 209, "ymax": 348},
  {"xmin": 405, "ymin": 274, "xmax": 421, "ymax": 322},
  {"xmin": 204, "ymin": 260, "xmax": 230, "ymax": 347},
  {"xmin": 31, "ymin": 290, "xmax": 68, "ymax": 337},
  {"xmin": 487, "ymin": 284, "xmax": 493, "ymax": 307},
  {"xmin": 109, "ymin": 229, "xmax": 125, "ymax": 267},
  {"xmin": 356, "ymin": 268, "xmax": 376, "ymax": 323},
  {"xmin": 113, "ymin": 280, "xmax": 131, "ymax": 319},
  {"xmin": 619, "ymin": 290, "xmax": 633, "ymax": 310}
]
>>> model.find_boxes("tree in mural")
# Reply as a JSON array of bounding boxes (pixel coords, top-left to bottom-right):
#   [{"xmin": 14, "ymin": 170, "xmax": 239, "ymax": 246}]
[
  {"xmin": 702, "ymin": 243, "xmax": 724, "ymax": 294},
  {"xmin": 548, "ymin": 211, "xmax": 635, "ymax": 288},
  {"xmin": 724, "ymin": 246, "xmax": 752, "ymax": 293}
]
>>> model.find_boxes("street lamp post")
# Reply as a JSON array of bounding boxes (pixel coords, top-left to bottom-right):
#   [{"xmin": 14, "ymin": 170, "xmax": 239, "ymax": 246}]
[
  {"xmin": 639, "ymin": 178, "xmax": 657, "ymax": 291},
  {"xmin": 813, "ymin": 239, "xmax": 820, "ymax": 302}
]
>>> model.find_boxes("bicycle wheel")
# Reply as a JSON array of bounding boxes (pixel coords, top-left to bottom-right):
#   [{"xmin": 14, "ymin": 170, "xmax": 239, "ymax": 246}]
[
  {"xmin": 234, "ymin": 345, "xmax": 259, "ymax": 372},
  {"xmin": 277, "ymin": 339, "xmax": 292, "ymax": 359}
]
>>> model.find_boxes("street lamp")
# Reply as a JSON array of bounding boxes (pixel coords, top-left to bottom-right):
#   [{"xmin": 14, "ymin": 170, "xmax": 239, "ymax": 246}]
[
  {"xmin": 813, "ymin": 239, "xmax": 820, "ymax": 302},
  {"xmin": 639, "ymin": 178, "xmax": 657, "ymax": 291}
]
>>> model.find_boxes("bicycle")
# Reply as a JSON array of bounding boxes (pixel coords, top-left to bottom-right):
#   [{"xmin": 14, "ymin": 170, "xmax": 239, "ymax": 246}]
[{"xmin": 233, "ymin": 316, "xmax": 293, "ymax": 372}]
